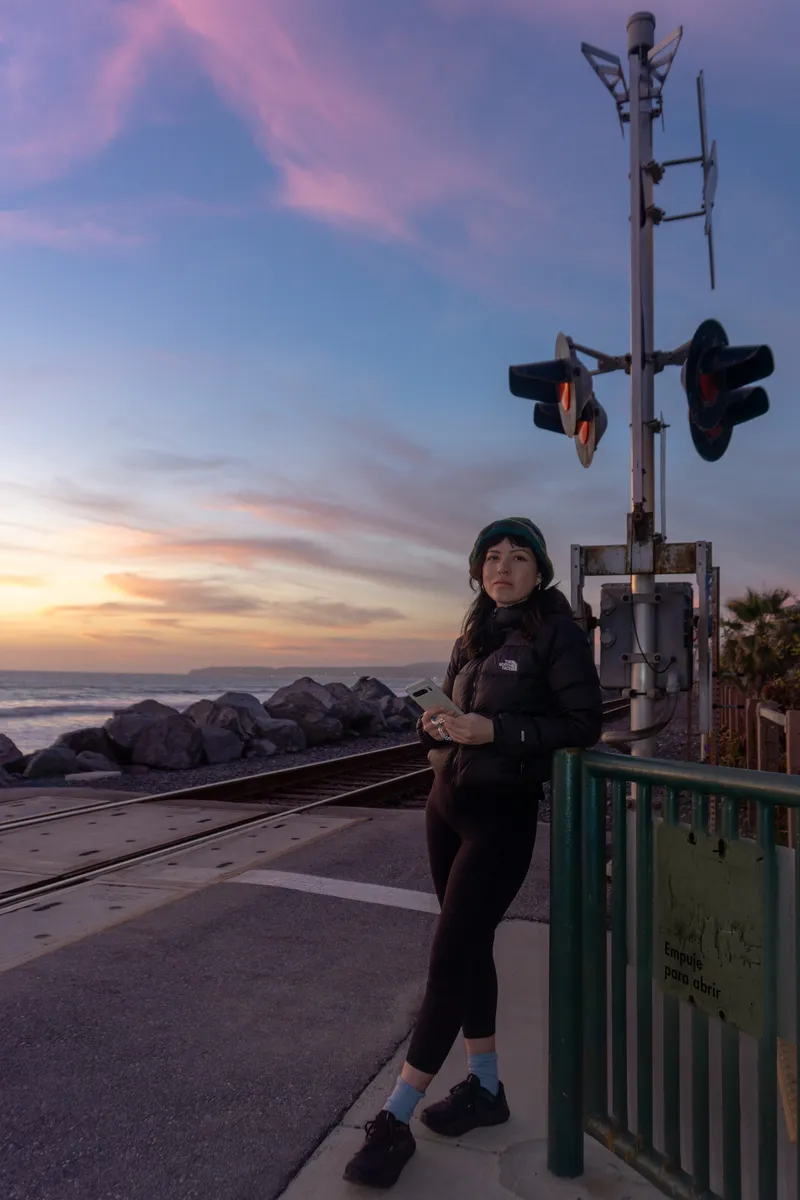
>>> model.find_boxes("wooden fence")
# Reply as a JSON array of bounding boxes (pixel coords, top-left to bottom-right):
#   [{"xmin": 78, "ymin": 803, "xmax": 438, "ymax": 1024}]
[
  {"xmin": 714, "ymin": 682, "xmax": 800, "ymax": 1144},
  {"xmin": 714, "ymin": 680, "xmax": 800, "ymax": 841}
]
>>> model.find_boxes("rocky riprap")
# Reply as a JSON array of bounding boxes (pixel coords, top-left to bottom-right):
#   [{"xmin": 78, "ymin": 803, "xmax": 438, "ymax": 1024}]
[
  {"xmin": 0, "ymin": 686, "xmax": 704, "ymax": 806},
  {"xmin": 0, "ymin": 676, "xmax": 423, "ymax": 790}
]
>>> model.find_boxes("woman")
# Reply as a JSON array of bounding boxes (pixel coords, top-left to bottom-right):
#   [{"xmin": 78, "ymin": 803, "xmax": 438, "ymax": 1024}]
[{"xmin": 343, "ymin": 517, "xmax": 602, "ymax": 1190}]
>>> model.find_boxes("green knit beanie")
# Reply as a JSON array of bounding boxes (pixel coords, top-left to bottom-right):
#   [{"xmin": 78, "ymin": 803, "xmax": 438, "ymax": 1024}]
[{"xmin": 469, "ymin": 517, "xmax": 554, "ymax": 589}]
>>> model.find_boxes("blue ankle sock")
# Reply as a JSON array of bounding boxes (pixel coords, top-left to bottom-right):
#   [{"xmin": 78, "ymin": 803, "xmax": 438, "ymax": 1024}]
[
  {"xmin": 382, "ymin": 1076, "xmax": 425, "ymax": 1125},
  {"xmin": 467, "ymin": 1050, "xmax": 499, "ymax": 1095}
]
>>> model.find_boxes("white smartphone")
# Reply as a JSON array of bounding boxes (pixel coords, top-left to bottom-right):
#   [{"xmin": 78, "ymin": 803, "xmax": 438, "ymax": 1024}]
[{"xmin": 406, "ymin": 678, "xmax": 463, "ymax": 715}]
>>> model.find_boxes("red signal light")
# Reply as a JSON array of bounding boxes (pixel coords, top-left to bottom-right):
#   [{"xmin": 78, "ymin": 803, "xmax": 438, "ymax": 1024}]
[{"xmin": 699, "ymin": 373, "xmax": 719, "ymax": 404}]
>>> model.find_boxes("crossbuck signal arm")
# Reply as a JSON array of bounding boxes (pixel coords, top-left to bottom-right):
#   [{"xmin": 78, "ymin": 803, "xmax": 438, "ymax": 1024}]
[
  {"xmin": 580, "ymin": 25, "xmax": 681, "ymax": 124},
  {"xmin": 580, "ymin": 42, "xmax": 629, "ymax": 133},
  {"xmin": 646, "ymin": 26, "xmax": 683, "ymax": 109},
  {"xmin": 582, "ymin": 26, "xmax": 717, "ymax": 290}
]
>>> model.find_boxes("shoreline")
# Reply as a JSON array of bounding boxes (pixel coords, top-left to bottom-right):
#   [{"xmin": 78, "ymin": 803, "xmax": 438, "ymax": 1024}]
[{"xmin": 0, "ymin": 677, "xmax": 427, "ymax": 758}]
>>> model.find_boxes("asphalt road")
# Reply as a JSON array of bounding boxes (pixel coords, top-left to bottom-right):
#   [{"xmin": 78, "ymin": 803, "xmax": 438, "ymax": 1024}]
[{"xmin": 0, "ymin": 807, "xmax": 550, "ymax": 1200}]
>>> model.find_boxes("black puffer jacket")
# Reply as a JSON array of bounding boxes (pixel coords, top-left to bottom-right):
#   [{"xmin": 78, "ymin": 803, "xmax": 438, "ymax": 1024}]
[{"xmin": 418, "ymin": 589, "xmax": 602, "ymax": 791}]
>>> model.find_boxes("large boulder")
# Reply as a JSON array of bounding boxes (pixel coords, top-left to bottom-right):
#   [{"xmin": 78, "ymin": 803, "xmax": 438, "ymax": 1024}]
[
  {"xmin": 76, "ymin": 751, "xmax": 119, "ymax": 773},
  {"xmin": 24, "ymin": 746, "xmax": 80, "ymax": 779},
  {"xmin": 130, "ymin": 715, "xmax": 203, "ymax": 770},
  {"xmin": 323, "ymin": 682, "xmax": 388, "ymax": 735},
  {"xmin": 302, "ymin": 713, "xmax": 344, "ymax": 745},
  {"xmin": 269, "ymin": 677, "xmax": 337, "ymax": 713},
  {"xmin": 213, "ymin": 692, "xmax": 276, "ymax": 738},
  {"xmin": 265, "ymin": 679, "xmax": 344, "ymax": 746},
  {"xmin": 353, "ymin": 676, "xmax": 395, "ymax": 707},
  {"xmin": 104, "ymin": 713, "xmax": 156, "ymax": 762},
  {"xmin": 322, "ymin": 680, "xmax": 362, "ymax": 724},
  {"xmin": 114, "ymin": 699, "xmax": 181, "ymax": 719},
  {"xmin": 185, "ymin": 701, "xmax": 245, "ymax": 739},
  {"xmin": 244, "ymin": 739, "xmax": 278, "ymax": 760},
  {"xmin": 353, "ymin": 677, "xmax": 418, "ymax": 729},
  {"xmin": 185, "ymin": 697, "xmax": 280, "ymax": 745},
  {"xmin": 250, "ymin": 718, "xmax": 306, "ymax": 753},
  {"xmin": 184, "ymin": 698, "xmax": 215, "ymax": 725},
  {"xmin": 201, "ymin": 726, "xmax": 243, "ymax": 765},
  {"xmin": 0, "ymin": 766, "xmax": 15, "ymax": 788},
  {"xmin": 3, "ymin": 753, "xmax": 31, "ymax": 776},
  {"xmin": 55, "ymin": 726, "xmax": 117, "ymax": 760},
  {"xmin": 0, "ymin": 733, "xmax": 22, "ymax": 767}
]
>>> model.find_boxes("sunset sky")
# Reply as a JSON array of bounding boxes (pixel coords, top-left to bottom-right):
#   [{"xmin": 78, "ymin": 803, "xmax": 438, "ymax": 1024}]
[{"xmin": 1, "ymin": 0, "xmax": 798, "ymax": 672}]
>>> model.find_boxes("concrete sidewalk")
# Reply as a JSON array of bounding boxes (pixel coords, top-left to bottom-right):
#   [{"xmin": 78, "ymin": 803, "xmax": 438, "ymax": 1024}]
[{"xmin": 278, "ymin": 920, "xmax": 658, "ymax": 1199}]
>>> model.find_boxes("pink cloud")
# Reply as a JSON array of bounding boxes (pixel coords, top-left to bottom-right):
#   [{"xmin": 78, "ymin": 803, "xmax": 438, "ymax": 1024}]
[
  {"xmin": 0, "ymin": 209, "xmax": 146, "ymax": 250},
  {"xmin": 167, "ymin": 0, "xmax": 526, "ymax": 241},
  {"xmin": 279, "ymin": 164, "xmax": 409, "ymax": 241},
  {"xmin": 0, "ymin": 195, "xmax": 261, "ymax": 250},
  {"xmin": 106, "ymin": 571, "xmax": 264, "ymax": 613},
  {"xmin": 0, "ymin": 0, "xmax": 170, "ymax": 188},
  {"xmin": 1, "ymin": 0, "xmax": 794, "ymax": 260},
  {"xmin": 1, "ymin": 0, "xmax": 539, "ymax": 244}
]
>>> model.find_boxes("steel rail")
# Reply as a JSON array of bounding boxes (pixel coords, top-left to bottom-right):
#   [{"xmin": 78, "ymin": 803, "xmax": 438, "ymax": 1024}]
[
  {"xmin": 0, "ymin": 761, "xmax": 434, "ymax": 914},
  {"xmin": 0, "ymin": 741, "xmax": 425, "ymax": 834}
]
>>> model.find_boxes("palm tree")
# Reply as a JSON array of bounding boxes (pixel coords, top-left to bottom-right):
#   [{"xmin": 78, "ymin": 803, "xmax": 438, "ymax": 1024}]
[{"xmin": 721, "ymin": 588, "xmax": 799, "ymax": 695}]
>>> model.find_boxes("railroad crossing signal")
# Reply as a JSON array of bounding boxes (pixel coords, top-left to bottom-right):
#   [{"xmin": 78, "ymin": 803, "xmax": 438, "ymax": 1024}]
[
  {"xmin": 681, "ymin": 318, "xmax": 774, "ymax": 461},
  {"xmin": 575, "ymin": 397, "xmax": 608, "ymax": 468},
  {"xmin": 510, "ymin": 333, "xmax": 608, "ymax": 466}
]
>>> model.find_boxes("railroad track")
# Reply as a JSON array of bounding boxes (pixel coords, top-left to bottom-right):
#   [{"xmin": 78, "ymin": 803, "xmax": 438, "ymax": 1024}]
[
  {"xmin": 1, "ymin": 700, "xmax": 630, "ymax": 913},
  {"xmin": 0, "ymin": 743, "xmax": 430, "ymax": 913},
  {"xmin": 0, "ymin": 742, "xmax": 429, "ymax": 835}
]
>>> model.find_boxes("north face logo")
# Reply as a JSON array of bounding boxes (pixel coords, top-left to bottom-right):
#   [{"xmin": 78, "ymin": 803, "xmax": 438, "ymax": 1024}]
[{"xmin": 499, "ymin": 659, "xmax": 518, "ymax": 672}]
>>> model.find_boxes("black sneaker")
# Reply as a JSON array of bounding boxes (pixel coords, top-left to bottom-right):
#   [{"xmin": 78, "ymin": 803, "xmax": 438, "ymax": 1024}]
[
  {"xmin": 419, "ymin": 1074, "xmax": 510, "ymax": 1138},
  {"xmin": 342, "ymin": 1110, "xmax": 416, "ymax": 1189}
]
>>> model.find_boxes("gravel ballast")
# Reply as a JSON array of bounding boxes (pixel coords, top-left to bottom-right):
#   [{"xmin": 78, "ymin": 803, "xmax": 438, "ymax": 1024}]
[{"xmin": 9, "ymin": 733, "xmax": 421, "ymax": 796}]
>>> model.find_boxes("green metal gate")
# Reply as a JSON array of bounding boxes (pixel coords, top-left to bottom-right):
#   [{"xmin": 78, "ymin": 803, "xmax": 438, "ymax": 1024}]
[{"xmin": 548, "ymin": 748, "xmax": 800, "ymax": 1199}]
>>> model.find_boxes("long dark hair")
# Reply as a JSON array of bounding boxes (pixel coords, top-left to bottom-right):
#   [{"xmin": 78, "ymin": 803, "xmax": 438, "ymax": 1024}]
[{"xmin": 461, "ymin": 533, "xmax": 567, "ymax": 658}]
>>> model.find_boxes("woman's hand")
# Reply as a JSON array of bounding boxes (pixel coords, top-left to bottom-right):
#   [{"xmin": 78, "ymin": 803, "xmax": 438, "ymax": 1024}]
[
  {"xmin": 421, "ymin": 707, "xmax": 450, "ymax": 740},
  {"xmin": 438, "ymin": 712, "xmax": 495, "ymax": 745}
]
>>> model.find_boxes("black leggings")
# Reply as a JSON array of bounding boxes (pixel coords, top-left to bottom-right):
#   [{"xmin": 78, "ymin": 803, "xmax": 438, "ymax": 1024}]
[{"xmin": 406, "ymin": 776, "xmax": 540, "ymax": 1076}]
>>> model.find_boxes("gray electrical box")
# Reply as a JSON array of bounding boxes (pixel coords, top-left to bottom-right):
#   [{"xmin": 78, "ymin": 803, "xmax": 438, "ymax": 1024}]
[{"xmin": 598, "ymin": 582, "xmax": 694, "ymax": 692}]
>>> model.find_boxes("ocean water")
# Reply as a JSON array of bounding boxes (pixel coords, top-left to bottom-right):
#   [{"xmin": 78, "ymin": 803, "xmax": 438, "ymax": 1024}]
[{"xmin": 0, "ymin": 670, "xmax": 424, "ymax": 756}]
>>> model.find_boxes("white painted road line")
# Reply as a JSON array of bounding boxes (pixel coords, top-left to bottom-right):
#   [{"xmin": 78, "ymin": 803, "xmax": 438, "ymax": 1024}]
[{"xmin": 229, "ymin": 869, "xmax": 441, "ymax": 914}]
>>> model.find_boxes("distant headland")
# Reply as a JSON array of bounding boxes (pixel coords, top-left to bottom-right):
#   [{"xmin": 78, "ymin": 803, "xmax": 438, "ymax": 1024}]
[{"xmin": 187, "ymin": 663, "xmax": 447, "ymax": 678}]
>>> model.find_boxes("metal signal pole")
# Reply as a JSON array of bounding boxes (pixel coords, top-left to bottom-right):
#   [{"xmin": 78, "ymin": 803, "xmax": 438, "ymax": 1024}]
[
  {"xmin": 628, "ymin": 12, "xmax": 657, "ymax": 759},
  {"xmin": 526, "ymin": 14, "xmax": 727, "ymax": 773}
]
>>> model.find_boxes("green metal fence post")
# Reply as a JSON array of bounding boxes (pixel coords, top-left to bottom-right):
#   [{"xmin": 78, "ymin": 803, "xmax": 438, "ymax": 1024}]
[
  {"xmin": 548, "ymin": 748, "xmax": 584, "ymax": 1178},
  {"xmin": 583, "ymin": 771, "xmax": 608, "ymax": 1118},
  {"xmin": 758, "ymin": 803, "xmax": 778, "ymax": 1200}
]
